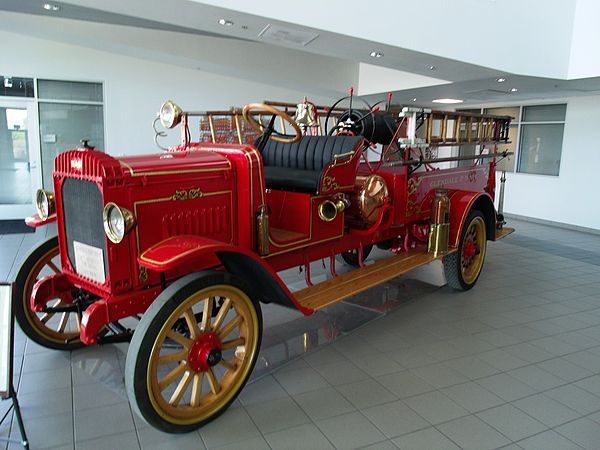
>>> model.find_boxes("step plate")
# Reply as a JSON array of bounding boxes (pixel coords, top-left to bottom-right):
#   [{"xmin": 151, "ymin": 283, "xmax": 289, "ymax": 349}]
[
  {"xmin": 295, "ymin": 247, "xmax": 457, "ymax": 312},
  {"xmin": 495, "ymin": 227, "xmax": 515, "ymax": 240}
]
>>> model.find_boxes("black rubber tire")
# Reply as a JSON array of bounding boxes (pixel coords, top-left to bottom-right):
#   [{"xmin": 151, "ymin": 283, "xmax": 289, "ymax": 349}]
[
  {"xmin": 13, "ymin": 236, "xmax": 83, "ymax": 350},
  {"xmin": 337, "ymin": 245, "xmax": 373, "ymax": 267},
  {"xmin": 444, "ymin": 209, "xmax": 487, "ymax": 291},
  {"xmin": 125, "ymin": 271, "xmax": 262, "ymax": 433}
]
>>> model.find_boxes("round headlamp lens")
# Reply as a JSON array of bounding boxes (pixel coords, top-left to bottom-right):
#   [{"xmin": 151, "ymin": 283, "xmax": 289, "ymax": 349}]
[
  {"xmin": 103, "ymin": 203, "xmax": 134, "ymax": 244},
  {"xmin": 36, "ymin": 189, "xmax": 54, "ymax": 220},
  {"xmin": 109, "ymin": 206, "xmax": 125, "ymax": 240},
  {"xmin": 159, "ymin": 100, "xmax": 182, "ymax": 129}
]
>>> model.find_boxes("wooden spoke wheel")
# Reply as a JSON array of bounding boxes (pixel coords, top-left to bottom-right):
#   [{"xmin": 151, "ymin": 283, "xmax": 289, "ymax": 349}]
[
  {"xmin": 242, "ymin": 102, "xmax": 302, "ymax": 144},
  {"xmin": 337, "ymin": 245, "xmax": 373, "ymax": 267},
  {"xmin": 14, "ymin": 236, "xmax": 82, "ymax": 350},
  {"xmin": 444, "ymin": 210, "xmax": 487, "ymax": 290},
  {"xmin": 125, "ymin": 272, "xmax": 262, "ymax": 433}
]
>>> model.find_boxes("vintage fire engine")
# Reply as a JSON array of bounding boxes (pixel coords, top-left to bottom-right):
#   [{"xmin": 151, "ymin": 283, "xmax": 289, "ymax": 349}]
[{"xmin": 14, "ymin": 93, "xmax": 513, "ymax": 432}]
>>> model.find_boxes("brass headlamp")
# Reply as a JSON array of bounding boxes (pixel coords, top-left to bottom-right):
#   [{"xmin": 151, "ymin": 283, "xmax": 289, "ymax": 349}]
[
  {"xmin": 35, "ymin": 189, "xmax": 55, "ymax": 220},
  {"xmin": 102, "ymin": 202, "xmax": 135, "ymax": 244},
  {"xmin": 159, "ymin": 100, "xmax": 183, "ymax": 129}
]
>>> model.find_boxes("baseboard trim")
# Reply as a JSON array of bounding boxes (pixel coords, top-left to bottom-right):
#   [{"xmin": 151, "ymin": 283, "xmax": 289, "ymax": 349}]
[{"xmin": 504, "ymin": 213, "xmax": 600, "ymax": 236}]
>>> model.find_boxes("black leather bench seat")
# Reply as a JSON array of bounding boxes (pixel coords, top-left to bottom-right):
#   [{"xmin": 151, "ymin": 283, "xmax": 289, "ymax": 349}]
[{"xmin": 260, "ymin": 135, "xmax": 362, "ymax": 192}]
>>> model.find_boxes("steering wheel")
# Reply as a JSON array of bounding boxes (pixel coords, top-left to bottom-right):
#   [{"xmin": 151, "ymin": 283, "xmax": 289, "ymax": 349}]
[
  {"xmin": 242, "ymin": 103, "xmax": 302, "ymax": 144},
  {"xmin": 324, "ymin": 96, "xmax": 375, "ymax": 141}
]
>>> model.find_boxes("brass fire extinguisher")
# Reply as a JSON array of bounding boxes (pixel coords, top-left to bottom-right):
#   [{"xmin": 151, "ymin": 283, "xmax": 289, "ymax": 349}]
[
  {"xmin": 428, "ymin": 189, "xmax": 450, "ymax": 257},
  {"xmin": 257, "ymin": 205, "xmax": 270, "ymax": 256}
]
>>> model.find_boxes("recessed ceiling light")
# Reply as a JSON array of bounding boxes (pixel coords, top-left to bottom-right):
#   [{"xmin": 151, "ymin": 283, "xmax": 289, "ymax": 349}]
[
  {"xmin": 412, "ymin": 98, "xmax": 417, "ymax": 102},
  {"xmin": 43, "ymin": 3, "xmax": 60, "ymax": 11},
  {"xmin": 429, "ymin": 65, "xmax": 436, "ymax": 70},
  {"xmin": 370, "ymin": 51, "xmax": 384, "ymax": 58},
  {"xmin": 497, "ymin": 77, "xmax": 506, "ymax": 83},
  {"xmin": 511, "ymin": 87, "xmax": 518, "ymax": 92},
  {"xmin": 218, "ymin": 19, "xmax": 234, "ymax": 26},
  {"xmin": 432, "ymin": 98, "xmax": 464, "ymax": 104}
]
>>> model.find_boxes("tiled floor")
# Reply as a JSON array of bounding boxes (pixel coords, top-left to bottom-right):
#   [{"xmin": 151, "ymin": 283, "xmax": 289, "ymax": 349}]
[{"xmin": 1, "ymin": 218, "xmax": 600, "ymax": 449}]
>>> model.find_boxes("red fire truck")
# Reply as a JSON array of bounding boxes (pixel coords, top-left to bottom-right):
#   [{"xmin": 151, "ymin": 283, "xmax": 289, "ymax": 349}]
[{"xmin": 14, "ymin": 95, "xmax": 513, "ymax": 432}]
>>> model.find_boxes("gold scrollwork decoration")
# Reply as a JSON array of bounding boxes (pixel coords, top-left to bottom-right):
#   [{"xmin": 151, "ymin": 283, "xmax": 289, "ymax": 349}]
[
  {"xmin": 172, "ymin": 188, "xmax": 203, "ymax": 201},
  {"xmin": 138, "ymin": 266, "xmax": 148, "ymax": 283},
  {"xmin": 322, "ymin": 176, "xmax": 341, "ymax": 193}
]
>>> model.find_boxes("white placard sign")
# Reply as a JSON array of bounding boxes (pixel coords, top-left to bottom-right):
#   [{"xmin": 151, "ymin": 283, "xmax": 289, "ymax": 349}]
[
  {"xmin": 73, "ymin": 241, "xmax": 106, "ymax": 284},
  {"xmin": 0, "ymin": 283, "xmax": 11, "ymax": 399}
]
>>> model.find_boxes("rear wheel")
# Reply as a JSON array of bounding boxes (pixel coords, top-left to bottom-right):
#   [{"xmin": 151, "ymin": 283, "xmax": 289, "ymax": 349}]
[
  {"xmin": 14, "ymin": 236, "xmax": 82, "ymax": 350},
  {"xmin": 125, "ymin": 272, "xmax": 262, "ymax": 433},
  {"xmin": 444, "ymin": 210, "xmax": 487, "ymax": 290},
  {"xmin": 337, "ymin": 245, "xmax": 373, "ymax": 267}
]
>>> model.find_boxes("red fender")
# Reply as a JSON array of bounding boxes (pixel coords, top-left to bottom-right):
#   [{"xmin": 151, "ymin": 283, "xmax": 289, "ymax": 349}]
[
  {"xmin": 138, "ymin": 235, "xmax": 313, "ymax": 315},
  {"xmin": 25, "ymin": 213, "xmax": 57, "ymax": 228},
  {"xmin": 31, "ymin": 273, "xmax": 74, "ymax": 312},
  {"xmin": 448, "ymin": 191, "xmax": 496, "ymax": 248}
]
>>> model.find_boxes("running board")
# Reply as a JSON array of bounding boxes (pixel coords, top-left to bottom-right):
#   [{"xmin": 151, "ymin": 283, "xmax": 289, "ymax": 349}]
[
  {"xmin": 295, "ymin": 247, "xmax": 457, "ymax": 312},
  {"xmin": 495, "ymin": 227, "xmax": 515, "ymax": 240}
]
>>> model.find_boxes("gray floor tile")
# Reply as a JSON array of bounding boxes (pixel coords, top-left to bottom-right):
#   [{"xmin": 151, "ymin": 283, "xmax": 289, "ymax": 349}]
[
  {"xmin": 392, "ymin": 427, "xmax": 460, "ymax": 450},
  {"xmin": 437, "ymin": 415, "xmax": 510, "ymax": 450},
  {"xmin": 441, "ymin": 381, "xmax": 504, "ymax": 413},
  {"xmin": 362, "ymin": 399, "xmax": 429, "ymax": 438},
  {"xmin": 18, "ymin": 366, "xmax": 72, "ymax": 395},
  {"xmin": 518, "ymin": 430, "xmax": 582, "ymax": 450},
  {"xmin": 545, "ymin": 384, "xmax": 600, "ymax": 415},
  {"xmin": 556, "ymin": 417, "xmax": 600, "ymax": 450},
  {"xmin": 313, "ymin": 360, "xmax": 370, "ymax": 386},
  {"xmin": 477, "ymin": 349, "xmax": 529, "ymax": 372},
  {"xmin": 274, "ymin": 365, "xmax": 330, "ymax": 395},
  {"xmin": 18, "ymin": 386, "xmax": 73, "ymax": 420},
  {"xmin": 442, "ymin": 356, "xmax": 499, "ymax": 380},
  {"xmin": 574, "ymin": 374, "xmax": 600, "ymax": 397},
  {"xmin": 198, "ymin": 407, "xmax": 260, "ymax": 448},
  {"xmin": 336, "ymin": 378, "xmax": 396, "ymax": 410},
  {"xmin": 358, "ymin": 440, "xmax": 399, "ymax": 450},
  {"xmin": 76, "ymin": 431, "xmax": 140, "ymax": 450},
  {"xmin": 74, "ymin": 402, "xmax": 134, "ymax": 442},
  {"xmin": 316, "ymin": 411, "xmax": 386, "ymax": 450},
  {"xmin": 294, "ymin": 386, "xmax": 355, "ymax": 420},
  {"xmin": 536, "ymin": 357, "xmax": 594, "ymax": 383},
  {"xmin": 513, "ymin": 393, "xmax": 580, "ymax": 427},
  {"xmin": 213, "ymin": 435, "xmax": 271, "ymax": 450},
  {"xmin": 403, "ymin": 391, "xmax": 468, "ymax": 425},
  {"xmin": 11, "ymin": 412, "xmax": 73, "ymax": 449},
  {"xmin": 239, "ymin": 375, "xmax": 289, "ymax": 406},
  {"xmin": 73, "ymin": 382, "xmax": 127, "ymax": 411},
  {"xmin": 376, "ymin": 371, "xmax": 435, "ymax": 399},
  {"xmin": 265, "ymin": 423, "xmax": 335, "ymax": 450},
  {"xmin": 477, "ymin": 404, "xmax": 547, "ymax": 441},
  {"xmin": 506, "ymin": 365, "xmax": 565, "ymax": 390},
  {"xmin": 245, "ymin": 396, "xmax": 310, "ymax": 435},
  {"xmin": 138, "ymin": 427, "xmax": 204, "ymax": 450},
  {"xmin": 410, "ymin": 363, "xmax": 469, "ymax": 389},
  {"xmin": 476, "ymin": 373, "xmax": 537, "ymax": 402}
]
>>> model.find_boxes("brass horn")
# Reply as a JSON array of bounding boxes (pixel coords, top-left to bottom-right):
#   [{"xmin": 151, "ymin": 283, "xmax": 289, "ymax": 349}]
[{"xmin": 318, "ymin": 198, "xmax": 349, "ymax": 222}]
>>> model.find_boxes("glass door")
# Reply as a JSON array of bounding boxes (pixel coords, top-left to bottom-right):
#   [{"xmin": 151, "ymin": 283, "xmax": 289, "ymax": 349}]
[{"xmin": 0, "ymin": 100, "xmax": 41, "ymax": 219}]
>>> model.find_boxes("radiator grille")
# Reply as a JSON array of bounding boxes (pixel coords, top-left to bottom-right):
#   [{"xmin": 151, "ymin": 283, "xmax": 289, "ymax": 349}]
[{"xmin": 61, "ymin": 178, "xmax": 108, "ymax": 280}]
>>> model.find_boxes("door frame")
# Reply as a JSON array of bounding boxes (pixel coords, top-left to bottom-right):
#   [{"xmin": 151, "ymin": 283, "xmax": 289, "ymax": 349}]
[{"xmin": 0, "ymin": 98, "xmax": 42, "ymax": 220}]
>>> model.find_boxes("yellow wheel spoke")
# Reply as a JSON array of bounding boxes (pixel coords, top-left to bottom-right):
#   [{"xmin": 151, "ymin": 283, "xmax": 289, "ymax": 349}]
[
  {"xmin": 206, "ymin": 367, "xmax": 220, "ymax": 395},
  {"xmin": 167, "ymin": 331, "xmax": 193, "ymax": 349},
  {"xmin": 219, "ymin": 358, "xmax": 237, "ymax": 372},
  {"xmin": 169, "ymin": 370, "xmax": 193, "ymax": 406},
  {"xmin": 190, "ymin": 373, "xmax": 204, "ymax": 407},
  {"xmin": 158, "ymin": 362, "xmax": 187, "ymax": 391},
  {"xmin": 211, "ymin": 298, "xmax": 231, "ymax": 332},
  {"xmin": 218, "ymin": 315, "xmax": 242, "ymax": 340},
  {"xmin": 158, "ymin": 350, "xmax": 188, "ymax": 365},
  {"xmin": 201, "ymin": 297, "xmax": 213, "ymax": 332},
  {"xmin": 221, "ymin": 337, "xmax": 245, "ymax": 350},
  {"xmin": 183, "ymin": 309, "xmax": 201, "ymax": 340},
  {"xmin": 57, "ymin": 312, "xmax": 69, "ymax": 333}
]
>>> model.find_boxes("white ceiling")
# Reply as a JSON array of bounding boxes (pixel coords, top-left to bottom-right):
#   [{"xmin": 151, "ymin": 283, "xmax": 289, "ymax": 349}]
[{"xmin": 2, "ymin": 0, "xmax": 599, "ymax": 106}]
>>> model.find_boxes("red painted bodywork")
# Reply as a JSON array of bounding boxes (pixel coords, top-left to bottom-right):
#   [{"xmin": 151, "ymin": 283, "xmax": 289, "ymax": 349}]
[{"xmin": 30, "ymin": 113, "xmax": 501, "ymax": 345}]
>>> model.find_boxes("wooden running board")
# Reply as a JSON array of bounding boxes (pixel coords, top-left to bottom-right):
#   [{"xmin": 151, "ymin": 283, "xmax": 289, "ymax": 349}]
[
  {"xmin": 295, "ymin": 247, "xmax": 457, "ymax": 312},
  {"xmin": 495, "ymin": 227, "xmax": 515, "ymax": 240}
]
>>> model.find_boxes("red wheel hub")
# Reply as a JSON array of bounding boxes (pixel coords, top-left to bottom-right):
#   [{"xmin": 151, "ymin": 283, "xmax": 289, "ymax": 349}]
[
  {"xmin": 463, "ymin": 240, "xmax": 477, "ymax": 258},
  {"xmin": 188, "ymin": 332, "xmax": 222, "ymax": 373}
]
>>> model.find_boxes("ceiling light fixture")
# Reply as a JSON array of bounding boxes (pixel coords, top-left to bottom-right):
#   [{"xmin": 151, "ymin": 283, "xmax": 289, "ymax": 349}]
[
  {"xmin": 412, "ymin": 98, "xmax": 417, "ymax": 102},
  {"xmin": 43, "ymin": 3, "xmax": 60, "ymax": 11},
  {"xmin": 429, "ymin": 65, "xmax": 436, "ymax": 70},
  {"xmin": 218, "ymin": 19, "xmax": 234, "ymax": 26},
  {"xmin": 370, "ymin": 51, "xmax": 384, "ymax": 58},
  {"xmin": 497, "ymin": 77, "xmax": 506, "ymax": 83},
  {"xmin": 432, "ymin": 98, "xmax": 464, "ymax": 104},
  {"xmin": 511, "ymin": 87, "xmax": 518, "ymax": 92}
]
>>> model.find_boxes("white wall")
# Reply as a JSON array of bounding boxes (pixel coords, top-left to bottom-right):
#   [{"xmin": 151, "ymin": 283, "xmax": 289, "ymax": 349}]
[
  {"xmin": 501, "ymin": 95, "xmax": 600, "ymax": 230},
  {"xmin": 0, "ymin": 28, "xmax": 345, "ymax": 156},
  {"xmin": 568, "ymin": 0, "xmax": 600, "ymax": 79},
  {"xmin": 357, "ymin": 63, "xmax": 449, "ymax": 96}
]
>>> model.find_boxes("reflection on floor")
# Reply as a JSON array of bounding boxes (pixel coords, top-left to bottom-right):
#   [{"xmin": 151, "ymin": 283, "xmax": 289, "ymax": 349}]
[{"xmin": 2, "ymin": 218, "xmax": 600, "ymax": 449}]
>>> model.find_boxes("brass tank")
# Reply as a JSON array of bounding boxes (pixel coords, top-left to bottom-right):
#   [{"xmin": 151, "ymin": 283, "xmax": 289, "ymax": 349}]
[{"xmin": 348, "ymin": 175, "xmax": 389, "ymax": 225}]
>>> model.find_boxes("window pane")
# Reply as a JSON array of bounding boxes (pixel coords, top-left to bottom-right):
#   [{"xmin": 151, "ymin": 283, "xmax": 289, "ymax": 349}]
[
  {"xmin": 522, "ymin": 104, "xmax": 566, "ymax": 122},
  {"xmin": 517, "ymin": 124, "xmax": 563, "ymax": 176},
  {"xmin": 0, "ymin": 76, "xmax": 34, "ymax": 98},
  {"xmin": 496, "ymin": 125, "xmax": 517, "ymax": 172},
  {"xmin": 0, "ymin": 107, "xmax": 32, "ymax": 204},
  {"xmin": 38, "ymin": 80, "xmax": 103, "ymax": 102},
  {"xmin": 39, "ymin": 103, "xmax": 104, "ymax": 188},
  {"xmin": 485, "ymin": 107, "xmax": 520, "ymax": 121}
]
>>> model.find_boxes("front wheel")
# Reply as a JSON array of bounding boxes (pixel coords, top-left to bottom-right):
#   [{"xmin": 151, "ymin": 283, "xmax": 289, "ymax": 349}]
[
  {"xmin": 125, "ymin": 272, "xmax": 262, "ymax": 433},
  {"xmin": 444, "ymin": 210, "xmax": 487, "ymax": 290}
]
